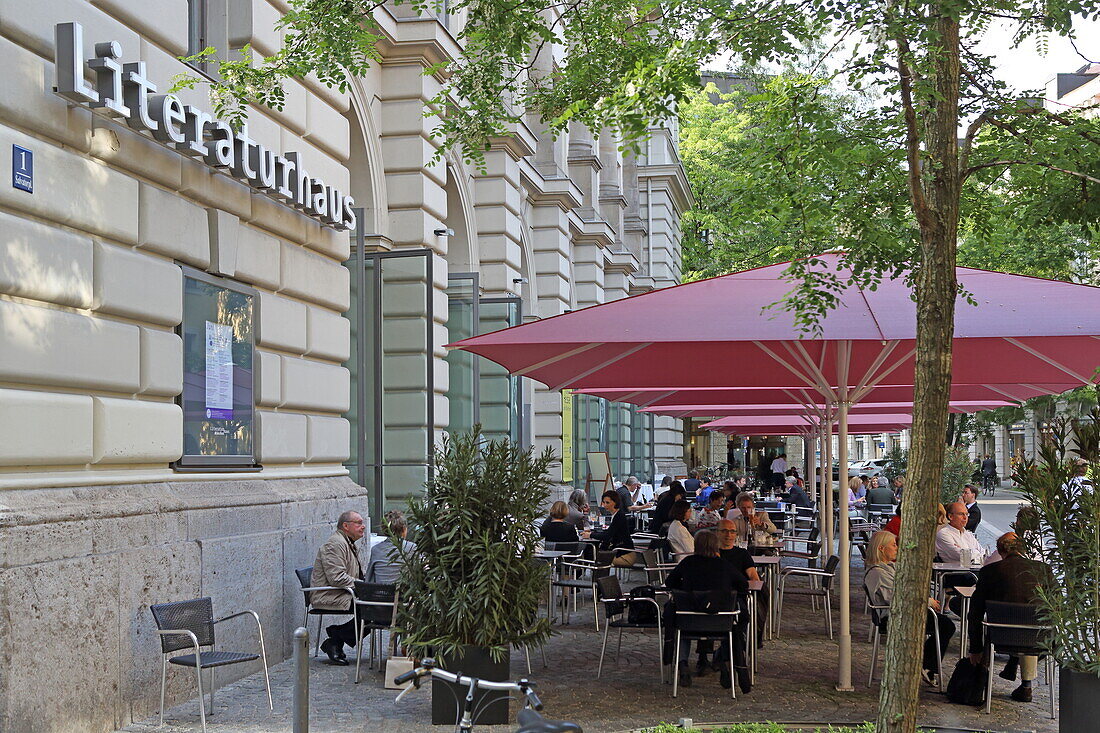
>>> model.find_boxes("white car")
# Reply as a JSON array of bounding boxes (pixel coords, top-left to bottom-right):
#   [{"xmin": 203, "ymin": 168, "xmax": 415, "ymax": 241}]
[{"xmin": 850, "ymin": 459, "xmax": 891, "ymax": 478}]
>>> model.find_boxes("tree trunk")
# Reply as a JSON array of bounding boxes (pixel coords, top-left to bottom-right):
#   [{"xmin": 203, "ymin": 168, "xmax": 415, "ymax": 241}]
[{"xmin": 876, "ymin": 7, "xmax": 960, "ymax": 733}]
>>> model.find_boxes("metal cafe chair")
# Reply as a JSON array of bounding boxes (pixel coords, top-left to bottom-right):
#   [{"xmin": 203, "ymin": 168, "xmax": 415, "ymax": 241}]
[
  {"xmin": 594, "ymin": 575, "xmax": 665, "ymax": 682},
  {"xmin": 668, "ymin": 601, "xmax": 740, "ymax": 699},
  {"xmin": 353, "ymin": 581, "xmax": 398, "ymax": 683},
  {"xmin": 776, "ymin": 554, "xmax": 840, "ymax": 639},
  {"xmin": 149, "ymin": 597, "xmax": 272, "ymax": 733},
  {"xmin": 864, "ymin": 587, "xmax": 943, "ymax": 691},
  {"xmin": 295, "ymin": 566, "xmax": 355, "ymax": 657},
  {"xmin": 982, "ymin": 601, "xmax": 1056, "ymax": 719}
]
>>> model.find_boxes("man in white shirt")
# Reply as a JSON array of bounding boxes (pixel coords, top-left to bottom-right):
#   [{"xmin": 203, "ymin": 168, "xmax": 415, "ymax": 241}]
[
  {"xmin": 935, "ymin": 502, "xmax": 984, "ymax": 563},
  {"xmin": 769, "ymin": 453, "xmax": 787, "ymax": 491}
]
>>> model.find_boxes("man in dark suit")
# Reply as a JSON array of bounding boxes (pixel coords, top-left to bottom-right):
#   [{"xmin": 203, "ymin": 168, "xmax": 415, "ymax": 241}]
[
  {"xmin": 981, "ymin": 454, "xmax": 997, "ymax": 491},
  {"xmin": 967, "ymin": 532, "xmax": 1054, "ymax": 702},
  {"xmin": 961, "ymin": 484, "xmax": 982, "ymax": 532}
]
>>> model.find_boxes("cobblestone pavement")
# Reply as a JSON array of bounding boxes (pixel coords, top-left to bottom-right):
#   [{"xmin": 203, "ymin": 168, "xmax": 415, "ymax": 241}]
[{"xmin": 121, "ymin": 555, "xmax": 1057, "ymax": 733}]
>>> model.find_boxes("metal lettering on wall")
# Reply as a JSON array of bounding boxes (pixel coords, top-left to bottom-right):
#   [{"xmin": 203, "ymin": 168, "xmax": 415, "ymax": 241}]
[{"xmin": 53, "ymin": 21, "xmax": 356, "ymax": 232}]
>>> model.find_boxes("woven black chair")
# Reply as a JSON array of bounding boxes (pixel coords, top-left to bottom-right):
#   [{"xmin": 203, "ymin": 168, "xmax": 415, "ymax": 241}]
[
  {"xmin": 594, "ymin": 575, "xmax": 664, "ymax": 681},
  {"xmin": 982, "ymin": 601, "xmax": 1056, "ymax": 718},
  {"xmin": 352, "ymin": 581, "xmax": 399, "ymax": 683},
  {"xmin": 667, "ymin": 591, "xmax": 739, "ymax": 699},
  {"xmin": 295, "ymin": 566, "xmax": 355, "ymax": 657},
  {"xmin": 776, "ymin": 554, "xmax": 840, "ymax": 639},
  {"xmin": 551, "ymin": 551, "xmax": 613, "ymax": 629},
  {"xmin": 150, "ymin": 597, "xmax": 272, "ymax": 733}
]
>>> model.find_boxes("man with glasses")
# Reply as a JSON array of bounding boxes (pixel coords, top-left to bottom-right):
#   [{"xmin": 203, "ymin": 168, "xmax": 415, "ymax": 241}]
[
  {"xmin": 935, "ymin": 502, "xmax": 984, "ymax": 564},
  {"xmin": 311, "ymin": 510, "xmax": 366, "ymax": 665}
]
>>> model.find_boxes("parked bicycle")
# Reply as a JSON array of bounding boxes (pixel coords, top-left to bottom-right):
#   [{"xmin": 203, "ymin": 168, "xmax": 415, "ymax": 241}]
[{"xmin": 394, "ymin": 658, "xmax": 582, "ymax": 732}]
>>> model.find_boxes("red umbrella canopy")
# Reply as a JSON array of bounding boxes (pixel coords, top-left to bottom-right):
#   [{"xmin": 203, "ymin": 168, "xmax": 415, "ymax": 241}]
[
  {"xmin": 451, "ymin": 254, "xmax": 1100, "ymax": 398},
  {"xmin": 702, "ymin": 413, "xmax": 913, "ymax": 431},
  {"xmin": 709, "ymin": 422, "xmax": 910, "ymax": 436},
  {"xmin": 643, "ymin": 400, "xmax": 1010, "ymax": 418},
  {"xmin": 576, "ymin": 383, "xmax": 1079, "ymax": 407}
]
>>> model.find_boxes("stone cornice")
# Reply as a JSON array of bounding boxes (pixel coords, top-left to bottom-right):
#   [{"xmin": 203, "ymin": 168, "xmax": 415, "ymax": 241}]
[
  {"xmin": 520, "ymin": 162, "xmax": 584, "ymax": 211},
  {"xmin": 605, "ymin": 248, "xmax": 640, "ymax": 275},
  {"xmin": 638, "ymin": 162, "xmax": 695, "ymax": 211},
  {"xmin": 569, "ymin": 214, "xmax": 616, "ymax": 248}
]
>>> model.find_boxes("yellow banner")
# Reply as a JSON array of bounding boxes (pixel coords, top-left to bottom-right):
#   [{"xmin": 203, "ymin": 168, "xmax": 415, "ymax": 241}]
[{"xmin": 561, "ymin": 389, "xmax": 574, "ymax": 484}]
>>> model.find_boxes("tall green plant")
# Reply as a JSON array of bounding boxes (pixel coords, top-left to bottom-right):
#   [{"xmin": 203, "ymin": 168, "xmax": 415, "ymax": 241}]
[
  {"xmin": 940, "ymin": 445, "xmax": 974, "ymax": 506},
  {"xmin": 1015, "ymin": 413, "xmax": 1100, "ymax": 675},
  {"xmin": 391, "ymin": 428, "xmax": 556, "ymax": 664},
  {"xmin": 881, "ymin": 446, "xmax": 908, "ymax": 486}
]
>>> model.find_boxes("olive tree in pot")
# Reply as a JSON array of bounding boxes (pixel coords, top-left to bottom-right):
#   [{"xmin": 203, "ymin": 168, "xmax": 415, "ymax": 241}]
[
  {"xmin": 391, "ymin": 427, "xmax": 555, "ymax": 726},
  {"xmin": 1014, "ymin": 412, "xmax": 1100, "ymax": 731}
]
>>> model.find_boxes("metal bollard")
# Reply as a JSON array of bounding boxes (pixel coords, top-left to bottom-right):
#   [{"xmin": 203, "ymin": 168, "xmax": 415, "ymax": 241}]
[{"xmin": 293, "ymin": 626, "xmax": 309, "ymax": 733}]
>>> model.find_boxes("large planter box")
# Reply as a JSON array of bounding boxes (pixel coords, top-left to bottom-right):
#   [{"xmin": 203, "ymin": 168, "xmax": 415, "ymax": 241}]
[
  {"xmin": 1060, "ymin": 668, "xmax": 1100, "ymax": 732},
  {"xmin": 432, "ymin": 646, "xmax": 511, "ymax": 726}
]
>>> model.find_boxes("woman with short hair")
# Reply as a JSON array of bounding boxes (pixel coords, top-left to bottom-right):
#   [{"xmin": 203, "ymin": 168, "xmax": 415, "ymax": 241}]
[
  {"xmin": 540, "ymin": 500, "xmax": 580, "ymax": 542},
  {"xmin": 864, "ymin": 530, "xmax": 955, "ymax": 686}
]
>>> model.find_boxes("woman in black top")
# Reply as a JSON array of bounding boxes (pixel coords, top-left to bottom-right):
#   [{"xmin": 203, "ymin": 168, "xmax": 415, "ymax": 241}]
[
  {"xmin": 665, "ymin": 530, "xmax": 748, "ymax": 691},
  {"xmin": 540, "ymin": 501, "xmax": 580, "ymax": 543},
  {"xmin": 584, "ymin": 490, "xmax": 636, "ymax": 566},
  {"xmin": 650, "ymin": 481, "xmax": 687, "ymax": 534}
]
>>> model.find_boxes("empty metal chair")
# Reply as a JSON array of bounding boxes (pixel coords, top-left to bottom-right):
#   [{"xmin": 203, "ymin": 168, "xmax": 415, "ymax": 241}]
[
  {"xmin": 149, "ymin": 597, "xmax": 272, "ymax": 733},
  {"xmin": 982, "ymin": 601, "xmax": 1056, "ymax": 718},
  {"xmin": 776, "ymin": 554, "xmax": 840, "ymax": 639},
  {"xmin": 551, "ymin": 552, "xmax": 613, "ymax": 629},
  {"xmin": 353, "ymin": 580, "xmax": 398, "ymax": 683},
  {"xmin": 594, "ymin": 575, "xmax": 664, "ymax": 681},
  {"xmin": 295, "ymin": 566, "xmax": 355, "ymax": 657}
]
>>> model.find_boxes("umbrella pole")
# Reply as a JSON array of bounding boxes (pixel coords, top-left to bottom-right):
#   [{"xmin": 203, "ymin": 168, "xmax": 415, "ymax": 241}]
[
  {"xmin": 836, "ymin": 399, "xmax": 853, "ymax": 691},
  {"xmin": 822, "ymin": 423, "xmax": 833, "ymax": 557}
]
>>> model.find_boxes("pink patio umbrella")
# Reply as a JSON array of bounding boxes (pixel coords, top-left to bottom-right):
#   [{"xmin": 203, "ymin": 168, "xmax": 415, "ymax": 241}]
[
  {"xmin": 451, "ymin": 254, "xmax": 1100, "ymax": 689},
  {"xmin": 644, "ymin": 400, "xmax": 1010, "ymax": 418}
]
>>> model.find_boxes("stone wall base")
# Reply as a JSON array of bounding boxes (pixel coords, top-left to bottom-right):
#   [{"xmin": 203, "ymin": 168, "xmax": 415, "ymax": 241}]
[{"xmin": 0, "ymin": 475, "xmax": 368, "ymax": 733}]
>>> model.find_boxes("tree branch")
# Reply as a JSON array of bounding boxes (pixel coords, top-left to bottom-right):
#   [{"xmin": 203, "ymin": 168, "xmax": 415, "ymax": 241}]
[
  {"xmin": 895, "ymin": 34, "xmax": 932, "ymax": 229},
  {"xmin": 963, "ymin": 160, "xmax": 1100, "ymax": 185}
]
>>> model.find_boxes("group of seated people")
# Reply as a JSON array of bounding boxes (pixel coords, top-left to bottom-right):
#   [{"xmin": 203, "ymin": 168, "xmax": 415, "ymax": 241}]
[
  {"xmin": 309, "ymin": 509, "xmax": 416, "ymax": 665},
  {"xmin": 864, "ymin": 526, "xmax": 1052, "ymax": 701},
  {"xmin": 848, "ymin": 473, "xmax": 902, "ymax": 509}
]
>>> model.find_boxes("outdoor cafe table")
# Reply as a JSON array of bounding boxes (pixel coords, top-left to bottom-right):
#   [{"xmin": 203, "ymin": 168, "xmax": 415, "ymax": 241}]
[
  {"xmin": 954, "ymin": 585, "xmax": 976, "ymax": 659},
  {"xmin": 931, "ymin": 561, "xmax": 982, "ymax": 606},
  {"xmin": 746, "ymin": 579, "xmax": 764, "ymax": 682},
  {"xmin": 536, "ymin": 550, "xmax": 571, "ymax": 621},
  {"xmin": 751, "ymin": 554, "xmax": 781, "ymax": 640}
]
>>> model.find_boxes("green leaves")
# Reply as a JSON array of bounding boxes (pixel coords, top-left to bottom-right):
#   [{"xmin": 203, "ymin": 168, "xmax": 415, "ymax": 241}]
[{"xmin": 390, "ymin": 427, "xmax": 557, "ymax": 664}]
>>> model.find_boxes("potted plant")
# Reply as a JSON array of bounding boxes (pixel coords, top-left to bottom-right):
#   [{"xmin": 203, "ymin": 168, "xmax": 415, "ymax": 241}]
[
  {"xmin": 1014, "ymin": 411, "xmax": 1100, "ymax": 731},
  {"xmin": 391, "ymin": 427, "xmax": 556, "ymax": 726}
]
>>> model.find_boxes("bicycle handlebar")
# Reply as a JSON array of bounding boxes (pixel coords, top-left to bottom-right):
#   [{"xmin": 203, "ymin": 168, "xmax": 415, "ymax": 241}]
[{"xmin": 393, "ymin": 658, "xmax": 543, "ymax": 710}]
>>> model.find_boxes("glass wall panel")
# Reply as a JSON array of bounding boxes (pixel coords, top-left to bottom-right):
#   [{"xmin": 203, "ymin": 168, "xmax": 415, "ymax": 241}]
[
  {"xmin": 478, "ymin": 298, "xmax": 521, "ymax": 444},
  {"xmin": 445, "ymin": 275, "xmax": 478, "ymax": 437}
]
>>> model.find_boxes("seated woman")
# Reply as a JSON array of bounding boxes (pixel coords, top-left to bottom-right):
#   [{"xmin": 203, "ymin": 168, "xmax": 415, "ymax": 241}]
[
  {"xmin": 864, "ymin": 530, "xmax": 955, "ymax": 686},
  {"xmin": 565, "ymin": 489, "xmax": 590, "ymax": 531},
  {"xmin": 666, "ymin": 499, "xmax": 696, "ymax": 560},
  {"xmin": 695, "ymin": 490, "xmax": 724, "ymax": 531},
  {"xmin": 664, "ymin": 530, "xmax": 749, "ymax": 692},
  {"xmin": 650, "ymin": 482, "xmax": 687, "ymax": 534},
  {"xmin": 540, "ymin": 500, "xmax": 580, "ymax": 543},
  {"xmin": 582, "ymin": 490, "xmax": 636, "ymax": 567},
  {"xmin": 848, "ymin": 476, "xmax": 867, "ymax": 512}
]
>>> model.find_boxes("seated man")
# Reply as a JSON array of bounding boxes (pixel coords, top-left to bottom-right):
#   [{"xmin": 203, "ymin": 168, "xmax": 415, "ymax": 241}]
[
  {"xmin": 310, "ymin": 510, "xmax": 366, "ymax": 665},
  {"xmin": 365, "ymin": 510, "xmax": 416, "ymax": 584},
  {"xmin": 967, "ymin": 532, "xmax": 1055, "ymax": 702},
  {"xmin": 783, "ymin": 476, "xmax": 813, "ymax": 508},
  {"xmin": 935, "ymin": 502, "xmax": 984, "ymax": 564},
  {"xmin": 716, "ymin": 518, "xmax": 767, "ymax": 644},
  {"xmin": 867, "ymin": 479, "xmax": 895, "ymax": 506},
  {"xmin": 728, "ymin": 491, "xmax": 778, "ymax": 537}
]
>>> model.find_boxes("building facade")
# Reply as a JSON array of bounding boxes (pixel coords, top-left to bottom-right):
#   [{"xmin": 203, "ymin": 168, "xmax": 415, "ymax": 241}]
[{"xmin": 0, "ymin": 2, "xmax": 688, "ymax": 731}]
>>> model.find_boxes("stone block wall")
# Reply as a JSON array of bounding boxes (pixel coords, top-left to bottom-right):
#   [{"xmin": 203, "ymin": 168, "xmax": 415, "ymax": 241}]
[{"xmin": 0, "ymin": 476, "xmax": 366, "ymax": 733}]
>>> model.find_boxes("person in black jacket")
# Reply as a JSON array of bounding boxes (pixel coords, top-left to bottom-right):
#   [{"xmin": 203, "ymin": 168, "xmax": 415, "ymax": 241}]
[
  {"xmin": 967, "ymin": 532, "xmax": 1054, "ymax": 703},
  {"xmin": 650, "ymin": 482, "xmax": 686, "ymax": 534},
  {"xmin": 664, "ymin": 530, "xmax": 750, "ymax": 692},
  {"xmin": 540, "ymin": 501, "xmax": 580, "ymax": 543},
  {"xmin": 583, "ymin": 490, "xmax": 636, "ymax": 566},
  {"xmin": 961, "ymin": 484, "xmax": 982, "ymax": 533}
]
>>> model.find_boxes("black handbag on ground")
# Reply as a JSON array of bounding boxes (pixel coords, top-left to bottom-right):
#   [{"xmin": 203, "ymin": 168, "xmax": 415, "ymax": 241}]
[{"xmin": 946, "ymin": 657, "xmax": 988, "ymax": 705}]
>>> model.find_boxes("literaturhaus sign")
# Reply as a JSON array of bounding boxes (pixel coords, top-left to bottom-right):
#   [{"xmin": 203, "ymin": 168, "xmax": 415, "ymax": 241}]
[{"xmin": 54, "ymin": 21, "xmax": 356, "ymax": 231}]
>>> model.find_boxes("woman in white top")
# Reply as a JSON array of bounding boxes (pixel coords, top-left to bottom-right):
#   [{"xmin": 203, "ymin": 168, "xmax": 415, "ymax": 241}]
[{"xmin": 666, "ymin": 499, "xmax": 695, "ymax": 560}]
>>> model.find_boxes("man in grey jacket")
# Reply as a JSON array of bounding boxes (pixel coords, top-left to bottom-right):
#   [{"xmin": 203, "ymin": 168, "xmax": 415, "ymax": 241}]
[{"xmin": 311, "ymin": 510, "xmax": 365, "ymax": 665}]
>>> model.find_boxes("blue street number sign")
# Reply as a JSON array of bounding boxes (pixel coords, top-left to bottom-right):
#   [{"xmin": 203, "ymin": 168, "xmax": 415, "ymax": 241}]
[{"xmin": 12, "ymin": 145, "xmax": 32, "ymax": 193}]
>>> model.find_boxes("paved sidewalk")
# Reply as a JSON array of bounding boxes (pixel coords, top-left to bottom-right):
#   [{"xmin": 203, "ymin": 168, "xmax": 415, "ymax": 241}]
[{"xmin": 120, "ymin": 557, "xmax": 1057, "ymax": 733}]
